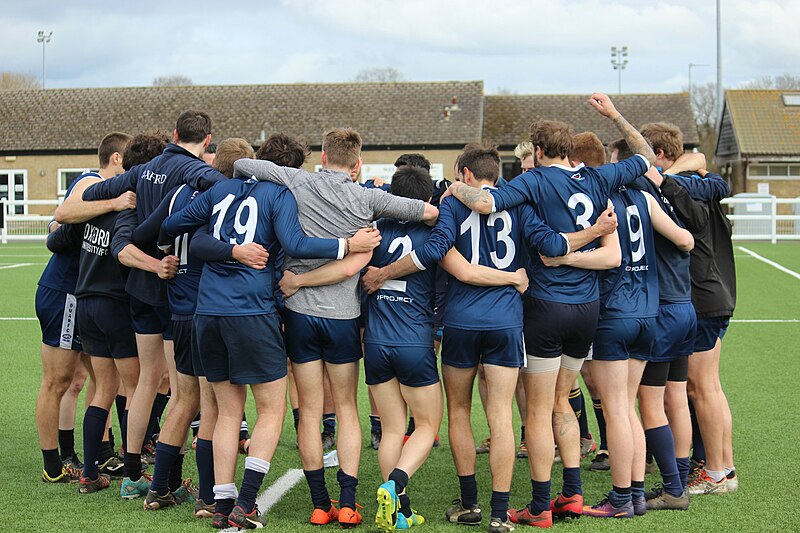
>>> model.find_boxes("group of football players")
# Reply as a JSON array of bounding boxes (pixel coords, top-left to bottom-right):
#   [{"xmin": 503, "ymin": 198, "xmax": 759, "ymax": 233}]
[{"xmin": 34, "ymin": 92, "xmax": 737, "ymax": 532}]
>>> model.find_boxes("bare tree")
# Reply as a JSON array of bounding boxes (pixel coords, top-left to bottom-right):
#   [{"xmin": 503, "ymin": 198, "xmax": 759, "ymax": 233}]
[
  {"xmin": 687, "ymin": 81, "xmax": 718, "ymax": 128},
  {"xmin": 353, "ymin": 67, "xmax": 404, "ymax": 83},
  {"xmin": 1, "ymin": 72, "xmax": 41, "ymax": 90},
  {"xmin": 492, "ymin": 86, "xmax": 517, "ymax": 95},
  {"xmin": 153, "ymin": 75, "xmax": 193, "ymax": 87},
  {"xmin": 739, "ymin": 73, "xmax": 800, "ymax": 90}
]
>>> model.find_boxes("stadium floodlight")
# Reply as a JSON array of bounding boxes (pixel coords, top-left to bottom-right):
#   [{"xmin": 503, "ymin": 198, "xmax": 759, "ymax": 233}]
[
  {"xmin": 611, "ymin": 46, "xmax": 629, "ymax": 95},
  {"xmin": 37, "ymin": 31, "xmax": 52, "ymax": 89}
]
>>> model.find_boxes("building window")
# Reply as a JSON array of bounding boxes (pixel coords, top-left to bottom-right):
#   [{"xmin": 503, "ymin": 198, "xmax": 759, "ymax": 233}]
[
  {"xmin": 0, "ymin": 170, "xmax": 27, "ymax": 215},
  {"xmin": 58, "ymin": 168, "xmax": 95, "ymax": 196},
  {"xmin": 747, "ymin": 163, "xmax": 800, "ymax": 179},
  {"xmin": 501, "ymin": 158, "xmax": 522, "ymax": 180}
]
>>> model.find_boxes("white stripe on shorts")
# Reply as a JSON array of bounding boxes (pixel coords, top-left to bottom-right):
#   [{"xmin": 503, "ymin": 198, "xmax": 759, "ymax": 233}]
[{"xmin": 59, "ymin": 293, "xmax": 78, "ymax": 350}]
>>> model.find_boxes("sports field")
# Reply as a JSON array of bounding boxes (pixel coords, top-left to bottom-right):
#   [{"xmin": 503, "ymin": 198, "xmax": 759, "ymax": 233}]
[{"xmin": 1, "ymin": 241, "xmax": 798, "ymax": 532}]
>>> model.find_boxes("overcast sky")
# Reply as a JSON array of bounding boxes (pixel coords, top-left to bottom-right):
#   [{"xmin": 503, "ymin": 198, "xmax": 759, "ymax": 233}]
[{"xmin": 2, "ymin": 0, "xmax": 797, "ymax": 94}]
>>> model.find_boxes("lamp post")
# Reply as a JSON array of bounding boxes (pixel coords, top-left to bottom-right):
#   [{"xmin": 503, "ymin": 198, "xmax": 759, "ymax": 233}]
[
  {"xmin": 37, "ymin": 30, "xmax": 52, "ymax": 89},
  {"xmin": 611, "ymin": 46, "xmax": 628, "ymax": 95},
  {"xmin": 688, "ymin": 63, "xmax": 710, "ymax": 94}
]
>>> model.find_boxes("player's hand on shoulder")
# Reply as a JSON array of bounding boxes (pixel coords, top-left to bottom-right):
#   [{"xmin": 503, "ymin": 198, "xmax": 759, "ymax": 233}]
[
  {"xmin": 349, "ymin": 227, "xmax": 381, "ymax": 254},
  {"xmin": 233, "ymin": 242, "xmax": 269, "ymax": 270},
  {"xmin": 158, "ymin": 255, "xmax": 180, "ymax": 279},
  {"xmin": 279, "ymin": 270, "xmax": 300, "ymax": 299},
  {"xmin": 589, "ymin": 93, "xmax": 620, "ymax": 120},
  {"xmin": 513, "ymin": 268, "xmax": 529, "ymax": 295},
  {"xmin": 595, "ymin": 201, "xmax": 618, "ymax": 236},
  {"xmin": 111, "ymin": 191, "xmax": 136, "ymax": 212},
  {"xmin": 362, "ymin": 266, "xmax": 386, "ymax": 294}
]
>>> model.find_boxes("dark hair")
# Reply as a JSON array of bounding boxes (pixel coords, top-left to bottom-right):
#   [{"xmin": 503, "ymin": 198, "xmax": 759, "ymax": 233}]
[
  {"xmin": 122, "ymin": 132, "xmax": 168, "ymax": 170},
  {"xmin": 214, "ymin": 138, "xmax": 255, "ymax": 178},
  {"xmin": 205, "ymin": 142, "xmax": 217, "ymax": 154},
  {"xmin": 98, "ymin": 132, "xmax": 133, "ymax": 168},
  {"xmin": 390, "ymin": 166, "xmax": 433, "ymax": 201},
  {"xmin": 457, "ymin": 143, "xmax": 500, "ymax": 183},
  {"xmin": 394, "ymin": 153, "xmax": 431, "ymax": 172},
  {"xmin": 571, "ymin": 132, "xmax": 606, "ymax": 167},
  {"xmin": 322, "ymin": 128, "xmax": 362, "ymax": 169},
  {"xmin": 530, "ymin": 119, "xmax": 573, "ymax": 160},
  {"xmin": 609, "ymin": 138, "xmax": 634, "ymax": 161},
  {"xmin": 175, "ymin": 110, "xmax": 211, "ymax": 144},
  {"xmin": 255, "ymin": 133, "xmax": 310, "ymax": 169}
]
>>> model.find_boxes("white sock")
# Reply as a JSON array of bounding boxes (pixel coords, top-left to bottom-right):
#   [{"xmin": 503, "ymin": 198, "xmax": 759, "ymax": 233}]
[
  {"xmin": 213, "ymin": 482, "xmax": 239, "ymax": 500},
  {"xmin": 244, "ymin": 456, "xmax": 271, "ymax": 475},
  {"xmin": 724, "ymin": 466, "xmax": 735, "ymax": 476},
  {"xmin": 706, "ymin": 469, "xmax": 726, "ymax": 482}
]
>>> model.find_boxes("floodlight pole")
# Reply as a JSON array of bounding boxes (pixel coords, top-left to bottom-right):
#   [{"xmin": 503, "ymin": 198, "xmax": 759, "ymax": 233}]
[
  {"xmin": 611, "ymin": 46, "xmax": 629, "ymax": 95},
  {"xmin": 37, "ymin": 30, "xmax": 52, "ymax": 89},
  {"xmin": 716, "ymin": 0, "xmax": 723, "ymax": 120}
]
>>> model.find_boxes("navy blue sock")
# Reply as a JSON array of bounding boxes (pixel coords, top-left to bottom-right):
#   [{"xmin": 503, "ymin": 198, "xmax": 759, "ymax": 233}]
[
  {"xmin": 676, "ymin": 457, "xmax": 690, "ymax": 490},
  {"xmin": 520, "ymin": 425, "xmax": 526, "ymax": 442},
  {"xmin": 196, "ymin": 439, "xmax": 215, "ymax": 503},
  {"xmin": 82, "ymin": 406, "xmax": 108, "ymax": 480},
  {"xmin": 399, "ymin": 493, "xmax": 412, "ymax": 518},
  {"xmin": 571, "ymin": 388, "xmax": 591, "ymax": 440},
  {"xmin": 322, "ymin": 413, "xmax": 336, "ymax": 434},
  {"xmin": 42, "ymin": 448, "xmax": 63, "ymax": 478},
  {"xmin": 389, "ymin": 468, "xmax": 409, "ymax": 494},
  {"xmin": 369, "ymin": 415, "xmax": 381, "ymax": 433},
  {"xmin": 609, "ymin": 486, "xmax": 631, "ymax": 507},
  {"xmin": 593, "ymin": 398, "xmax": 608, "ymax": 452},
  {"xmin": 121, "ymin": 409, "xmax": 129, "ymax": 453},
  {"xmin": 458, "ymin": 474, "xmax": 478, "ymax": 508},
  {"xmin": 405, "ymin": 417, "xmax": 416, "ymax": 436},
  {"xmin": 169, "ymin": 452, "xmax": 185, "ymax": 492},
  {"xmin": 59, "ymin": 429, "xmax": 75, "ymax": 460},
  {"xmin": 107, "ymin": 427, "xmax": 116, "ymax": 454},
  {"xmin": 240, "ymin": 414, "xmax": 249, "ymax": 441},
  {"xmin": 151, "ymin": 442, "xmax": 180, "ymax": 496},
  {"xmin": 216, "ymin": 498, "xmax": 235, "ymax": 516},
  {"xmin": 689, "ymin": 400, "xmax": 706, "ymax": 462},
  {"xmin": 631, "ymin": 480, "xmax": 645, "ymax": 501},
  {"xmin": 292, "ymin": 408, "xmax": 300, "ymax": 432},
  {"xmin": 115, "ymin": 395, "xmax": 126, "ymax": 436},
  {"xmin": 645, "ymin": 425, "xmax": 683, "ymax": 497},
  {"xmin": 337, "ymin": 469, "xmax": 358, "ymax": 510},
  {"xmin": 490, "ymin": 491, "xmax": 510, "ymax": 520},
  {"xmin": 124, "ymin": 451, "xmax": 142, "ymax": 481},
  {"xmin": 145, "ymin": 393, "xmax": 169, "ymax": 444},
  {"xmin": 238, "ymin": 464, "xmax": 267, "ymax": 514},
  {"xmin": 561, "ymin": 467, "xmax": 582, "ymax": 497},
  {"xmin": 304, "ymin": 468, "xmax": 331, "ymax": 510},
  {"xmin": 529, "ymin": 479, "xmax": 551, "ymax": 515}
]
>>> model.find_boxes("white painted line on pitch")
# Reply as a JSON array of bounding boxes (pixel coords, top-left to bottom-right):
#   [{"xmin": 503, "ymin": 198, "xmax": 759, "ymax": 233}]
[
  {"xmin": 730, "ymin": 319, "xmax": 800, "ymax": 323},
  {"xmin": 0, "ymin": 317, "xmax": 38, "ymax": 321},
  {"xmin": 0, "ymin": 263, "xmax": 32, "ymax": 269},
  {"xmin": 219, "ymin": 468, "xmax": 305, "ymax": 532},
  {"xmin": 738, "ymin": 246, "xmax": 800, "ymax": 281}
]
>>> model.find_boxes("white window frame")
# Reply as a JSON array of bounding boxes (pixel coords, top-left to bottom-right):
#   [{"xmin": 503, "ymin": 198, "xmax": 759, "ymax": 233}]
[
  {"xmin": 747, "ymin": 162, "xmax": 800, "ymax": 181},
  {"xmin": 0, "ymin": 169, "xmax": 28, "ymax": 215},
  {"xmin": 58, "ymin": 168, "xmax": 96, "ymax": 196}
]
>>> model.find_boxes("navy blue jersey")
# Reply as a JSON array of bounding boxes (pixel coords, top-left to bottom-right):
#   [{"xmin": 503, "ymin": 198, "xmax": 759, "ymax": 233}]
[
  {"xmin": 630, "ymin": 176, "xmax": 692, "ymax": 304},
  {"xmin": 163, "ymin": 185, "xmax": 203, "ymax": 315},
  {"xmin": 363, "ymin": 219, "xmax": 436, "ymax": 347},
  {"xmin": 38, "ymin": 172, "xmax": 102, "ymax": 293},
  {"xmin": 600, "ymin": 188, "xmax": 659, "ymax": 319},
  {"xmin": 413, "ymin": 192, "xmax": 567, "ymax": 331},
  {"xmin": 490, "ymin": 156, "xmax": 649, "ymax": 304},
  {"xmin": 82, "ymin": 144, "xmax": 226, "ymax": 307},
  {"xmin": 160, "ymin": 177, "xmax": 343, "ymax": 317}
]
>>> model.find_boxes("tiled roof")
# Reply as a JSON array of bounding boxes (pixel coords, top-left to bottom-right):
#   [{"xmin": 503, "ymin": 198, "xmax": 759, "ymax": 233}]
[
  {"xmin": 724, "ymin": 90, "xmax": 800, "ymax": 156},
  {"xmin": 0, "ymin": 81, "xmax": 484, "ymax": 152},
  {"xmin": 483, "ymin": 93, "xmax": 699, "ymax": 147}
]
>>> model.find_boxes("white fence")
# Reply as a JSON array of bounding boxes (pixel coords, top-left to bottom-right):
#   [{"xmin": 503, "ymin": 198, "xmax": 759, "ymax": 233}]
[
  {"xmin": 2, "ymin": 196, "xmax": 800, "ymax": 245},
  {"xmin": 0, "ymin": 199, "xmax": 59, "ymax": 243}
]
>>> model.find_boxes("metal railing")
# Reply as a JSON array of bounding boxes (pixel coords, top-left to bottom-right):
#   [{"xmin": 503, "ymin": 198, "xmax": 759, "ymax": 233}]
[{"xmin": 0, "ymin": 199, "xmax": 59, "ymax": 243}]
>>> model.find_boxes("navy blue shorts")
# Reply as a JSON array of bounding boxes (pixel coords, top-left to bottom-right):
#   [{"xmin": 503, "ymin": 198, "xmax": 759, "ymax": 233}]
[
  {"xmin": 523, "ymin": 297, "xmax": 599, "ymax": 358},
  {"xmin": 172, "ymin": 315, "xmax": 199, "ymax": 377},
  {"xmin": 283, "ymin": 309, "xmax": 362, "ymax": 365},
  {"xmin": 593, "ymin": 317, "xmax": 656, "ymax": 361},
  {"xmin": 364, "ymin": 343, "xmax": 439, "ymax": 387},
  {"xmin": 195, "ymin": 314, "xmax": 287, "ymax": 384},
  {"xmin": 130, "ymin": 296, "xmax": 173, "ymax": 340},
  {"xmin": 693, "ymin": 316, "xmax": 731, "ymax": 352},
  {"xmin": 35, "ymin": 285, "xmax": 82, "ymax": 351},
  {"xmin": 651, "ymin": 303, "xmax": 697, "ymax": 362},
  {"xmin": 441, "ymin": 326, "xmax": 524, "ymax": 369},
  {"xmin": 76, "ymin": 296, "xmax": 137, "ymax": 359}
]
